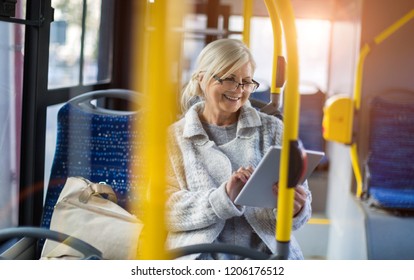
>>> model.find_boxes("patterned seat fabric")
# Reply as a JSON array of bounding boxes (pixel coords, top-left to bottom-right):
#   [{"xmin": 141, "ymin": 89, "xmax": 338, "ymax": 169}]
[
  {"xmin": 40, "ymin": 90, "xmax": 143, "ymax": 233},
  {"xmin": 299, "ymin": 90, "xmax": 326, "ymax": 152},
  {"xmin": 367, "ymin": 92, "xmax": 414, "ymax": 210}
]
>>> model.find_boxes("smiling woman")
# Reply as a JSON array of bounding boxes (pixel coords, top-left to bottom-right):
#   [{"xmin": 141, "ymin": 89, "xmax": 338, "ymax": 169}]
[
  {"xmin": 200, "ymin": 60, "xmax": 255, "ymax": 125},
  {"xmin": 165, "ymin": 38, "xmax": 312, "ymax": 260},
  {"xmin": 0, "ymin": 0, "xmax": 412, "ymax": 266}
]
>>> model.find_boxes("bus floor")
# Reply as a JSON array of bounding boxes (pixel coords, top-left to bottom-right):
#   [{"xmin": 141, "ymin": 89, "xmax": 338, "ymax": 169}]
[{"xmin": 295, "ymin": 169, "xmax": 330, "ymax": 260}]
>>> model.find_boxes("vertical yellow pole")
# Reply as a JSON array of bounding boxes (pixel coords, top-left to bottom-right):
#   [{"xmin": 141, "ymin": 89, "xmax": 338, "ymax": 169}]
[
  {"xmin": 274, "ymin": 0, "xmax": 300, "ymax": 258},
  {"xmin": 262, "ymin": 0, "xmax": 284, "ymax": 115},
  {"xmin": 350, "ymin": 143, "xmax": 363, "ymax": 197},
  {"xmin": 349, "ymin": 44, "xmax": 369, "ymax": 198},
  {"xmin": 131, "ymin": 0, "xmax": 186, "ymax": 259},
  {"xmin": 242, "ymin": 0, "xmax": 253, "ymax": 47},
  {"xmin": 264, "ymin": 0, "xmax": 283, "ymax": 95}
]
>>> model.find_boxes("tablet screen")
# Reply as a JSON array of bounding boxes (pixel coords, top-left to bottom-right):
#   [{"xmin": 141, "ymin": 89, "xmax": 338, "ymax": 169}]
[{"xmin": 234, "ymin": 146, "xmax": 324, "ymax": 208}]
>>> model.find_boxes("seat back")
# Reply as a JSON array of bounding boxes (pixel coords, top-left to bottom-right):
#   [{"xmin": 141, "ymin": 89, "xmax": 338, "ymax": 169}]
[
  {"xmin": 298, "ymin": 89, "xmax": 328, "ymax": 169},
  {"xmin": 251, "ymin": 85, "xmax": 327, "ymax": 162},
  {"xmin": 299, "ymin": 90, "xmax": 325, "ymax": 152},
  {"xmin": 40, "ymin": 89, "xmax": 143, "ymax": 232},
  {"xmin": 366, "ymin": 90, "xmax": 414, "ymax": 210}
]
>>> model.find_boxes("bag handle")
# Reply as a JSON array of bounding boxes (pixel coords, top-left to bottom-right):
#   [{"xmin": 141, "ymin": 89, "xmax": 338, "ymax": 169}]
[{"xmin": 78, "ymin": 179, "xmax": 118, "ymax": 204}]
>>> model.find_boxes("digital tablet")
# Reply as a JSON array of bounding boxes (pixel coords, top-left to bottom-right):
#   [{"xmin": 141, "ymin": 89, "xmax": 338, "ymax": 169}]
[{"xmin": 234, "ymin": 146, "xmax": 325, "ymax": 208}]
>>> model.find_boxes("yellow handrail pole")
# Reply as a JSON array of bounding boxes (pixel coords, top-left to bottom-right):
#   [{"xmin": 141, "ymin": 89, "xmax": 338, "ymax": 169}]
[
  {"xmin": 274, "ymin": 0, "xmax": 300, "ymax": 258},
  {"xmin": 138, "ymin": 0, "xmax": 169, "ymax": 260},
  {"xmin": 264, "ymin": 0, "xmax": 283, "ymax": 95},
  {"xmin": 350, "ymin": 43, "xmax": 369, "ymax": 197},
  {"xmin": 350, "ymin": 143, "xmax": 364, "ymax": 197},
  {"xmin": 354, "ymin": 9, "xmax": 414, "ymax": 111},
  {"xmin": 373, "ymin": 9, "xmax": 414, "ymax": 45},
  {"xmin": 261, "ymin": 0, "xmax": 284, "ymax": 115},
  {"xmin": 131, "ymin": 1, "xmax": 184, "ymax": 259},
  {"xmin": 242, "ymin": 0, "xmax": 253, "ymax": 47},
  {"xmin": 351, "ymin": 9, "xmax": 414, "ymax": 197}
]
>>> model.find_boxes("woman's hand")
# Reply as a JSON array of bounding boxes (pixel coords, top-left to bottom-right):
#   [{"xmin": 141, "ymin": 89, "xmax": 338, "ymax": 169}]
[
  {"xmin": 226, "ymin": 166, "xmax": 254, "ymax": 202},
  {"xmin": 272, "ymin": 184, "xmax": 307, "ymax": 217}
]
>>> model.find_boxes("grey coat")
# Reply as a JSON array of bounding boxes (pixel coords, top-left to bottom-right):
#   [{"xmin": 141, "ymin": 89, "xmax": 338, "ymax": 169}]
[{"xmin": 165, "ymin": 101, "xmax": 312, "ymax": 259}]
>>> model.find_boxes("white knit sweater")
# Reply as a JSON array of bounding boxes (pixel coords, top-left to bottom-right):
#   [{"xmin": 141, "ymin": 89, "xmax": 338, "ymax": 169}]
[{"xmin": 165, "ymin": 101, "xmax": 312, "ymax": 260}]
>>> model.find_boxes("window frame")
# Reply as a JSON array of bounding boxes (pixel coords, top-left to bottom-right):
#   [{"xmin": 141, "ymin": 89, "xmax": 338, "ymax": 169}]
[{"xmin": 15, "ymin": 0, "xmax": 132, "ymax": 227}]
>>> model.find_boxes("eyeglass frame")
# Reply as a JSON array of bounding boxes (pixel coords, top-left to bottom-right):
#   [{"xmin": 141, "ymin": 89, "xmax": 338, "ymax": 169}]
[{"xmin": 213, "ymin": 75, "xmax": 260, "ymax": 93}]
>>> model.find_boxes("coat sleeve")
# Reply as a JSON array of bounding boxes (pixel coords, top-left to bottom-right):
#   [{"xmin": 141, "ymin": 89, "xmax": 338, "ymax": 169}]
[{"xmin": 165, "ymin": 134, "xmax": 244, "ymax": 233}]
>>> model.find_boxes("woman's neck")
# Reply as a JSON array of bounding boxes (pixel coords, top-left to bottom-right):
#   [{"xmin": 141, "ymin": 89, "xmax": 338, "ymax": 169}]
[{"xmin": 200, "ymin": 108, "xmax": 239, "ymax": 126}]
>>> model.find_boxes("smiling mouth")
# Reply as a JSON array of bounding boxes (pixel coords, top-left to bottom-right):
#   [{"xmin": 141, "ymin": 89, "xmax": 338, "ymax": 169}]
[{"xmin": 223, "ymin": 94, "xmax": 241, "ymax": 101}]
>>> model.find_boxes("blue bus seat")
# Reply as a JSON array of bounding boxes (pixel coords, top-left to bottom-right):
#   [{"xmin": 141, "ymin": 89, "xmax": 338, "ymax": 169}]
[
  {"xmin": 299, "ymin": 90, "xmax": 325, "ymax": 150},
  {"xmin": 366, "ymin": 90, "xmax": 414, "ymax": 211},
  {"xmin": 250, "ymin": 82, "xmax": 270, "ymax": 104},
  {"xmin": 39, "ymin": 89, "xmax": 143, "ymax": 248},
  {"xmin": 298, "ymin": 89, "xmax": 328, "ymax": 167},
  {"xmin": 251, "ymin": 85, "xmax": 327, "ymax": 167}
]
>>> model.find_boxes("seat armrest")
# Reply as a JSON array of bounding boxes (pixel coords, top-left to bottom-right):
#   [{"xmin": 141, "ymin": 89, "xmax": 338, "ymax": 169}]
[{"xmin": 0, "ymin": 237, "xmax": 36, "ymax": 260}]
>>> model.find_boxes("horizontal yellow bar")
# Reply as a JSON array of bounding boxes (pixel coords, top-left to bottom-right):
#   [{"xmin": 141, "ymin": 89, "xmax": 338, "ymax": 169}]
[{"xmin": 308, "ymin": 218, "xmax": 330, "ymax": 225}]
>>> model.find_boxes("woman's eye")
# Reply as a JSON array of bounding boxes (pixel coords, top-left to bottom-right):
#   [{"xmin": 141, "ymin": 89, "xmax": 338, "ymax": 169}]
[{"xmin": 224, "ymin": 78, "xmax": 236, "ymax": 82}]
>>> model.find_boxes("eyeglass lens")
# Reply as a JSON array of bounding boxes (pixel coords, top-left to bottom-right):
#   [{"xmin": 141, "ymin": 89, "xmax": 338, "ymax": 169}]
[{"xmin": 223, "ymin": 80, "xmax": 256, "ymax": 92}]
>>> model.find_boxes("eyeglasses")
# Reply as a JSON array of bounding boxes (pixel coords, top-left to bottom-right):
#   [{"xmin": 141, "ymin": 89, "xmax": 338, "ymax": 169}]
[{"xmin": 213, "ymin": 75, "xmax": 260, "ymax": 93}]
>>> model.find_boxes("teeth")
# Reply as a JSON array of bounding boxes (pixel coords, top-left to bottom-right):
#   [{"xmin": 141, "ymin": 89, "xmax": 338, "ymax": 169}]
[{"xmin": 224, "ymin": 94, "xmax": 240, "ymax": 101}]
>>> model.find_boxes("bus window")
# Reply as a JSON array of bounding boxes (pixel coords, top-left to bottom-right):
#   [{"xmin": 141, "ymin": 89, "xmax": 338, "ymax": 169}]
[
  {"xmin": 48, "ymin": 0, "xmax": 111, "ymax": 89},
  {"xmin": 227, "ymin": 16, "xmax": 332, "ymax": 96},
  {"xmin": 182, "ymin": 14, "xmax": 208, "ymax": 84},
  {"xmin": 296, "ymin": 19, "xmax": 331, "ymax": 93},
  {"xmin": 0, "ymin": 20, "xmax": 24, "ymax": 230},
  {"xmin": 44, "ymin": 0, "xmax": 115, "ymax": 198}
]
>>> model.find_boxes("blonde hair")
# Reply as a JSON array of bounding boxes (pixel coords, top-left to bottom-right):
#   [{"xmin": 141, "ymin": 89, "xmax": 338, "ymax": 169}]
[{"xmin": 180, "ymin": 38, "xmax": 256, "ymax": 113}]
